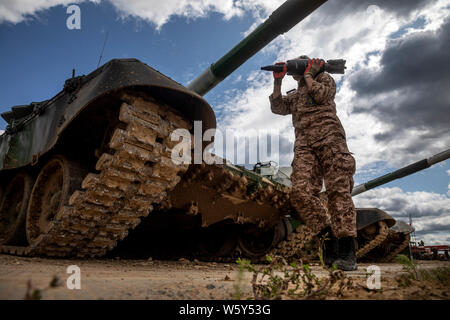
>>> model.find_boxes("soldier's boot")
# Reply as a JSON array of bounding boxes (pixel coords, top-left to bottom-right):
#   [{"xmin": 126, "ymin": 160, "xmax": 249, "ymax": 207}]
[{"xmin": 334, "ymin": 237, "xmax": 357, "ymax": 271}]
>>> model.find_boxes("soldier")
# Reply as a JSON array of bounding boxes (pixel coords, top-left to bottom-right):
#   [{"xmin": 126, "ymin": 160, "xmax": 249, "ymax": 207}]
[{"xmin": 269, "ymin": 56, "xmax": 358, "ymax": 271}]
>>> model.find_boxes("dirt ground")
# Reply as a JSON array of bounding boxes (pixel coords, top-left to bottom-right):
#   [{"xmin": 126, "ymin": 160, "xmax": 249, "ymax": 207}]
[{"xmin": 0, "ymin": 254, "xmax": 448, "ymax": 300}]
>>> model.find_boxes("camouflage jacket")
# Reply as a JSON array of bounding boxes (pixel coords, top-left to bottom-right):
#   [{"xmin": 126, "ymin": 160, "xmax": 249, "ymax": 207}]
[{"xmin": 269, "ymin": 72, "xmax": 347, "ymax": 147}]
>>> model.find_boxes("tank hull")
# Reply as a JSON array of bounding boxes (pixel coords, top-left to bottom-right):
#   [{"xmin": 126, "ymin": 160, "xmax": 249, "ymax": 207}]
[{"xmin": 0, "ymin": 59, "xmax": 215, "ymax": 171}]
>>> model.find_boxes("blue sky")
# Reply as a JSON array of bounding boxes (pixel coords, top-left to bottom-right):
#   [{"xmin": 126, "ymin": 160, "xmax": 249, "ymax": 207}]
[
  {"xmin": 0, "ymin": 2, "xmax": 263, "ymax": 120},
  {"xmin": 0, "ymin": 0, "xmax": 449, "ymax": 244}
]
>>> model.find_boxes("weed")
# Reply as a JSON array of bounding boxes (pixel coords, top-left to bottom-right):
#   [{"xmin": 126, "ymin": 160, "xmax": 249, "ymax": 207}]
[
  {"xmin": 420, "ymin": 266, "xmax": 450, "ymax": 284},
  {"xmin": 232, "ymin": 257, "xmax": 253, "ymax": 300},
  {"xmin": 24, "ymin": 275, "xmax": 62, "ymax": 300},
  {"xmin": 394, "ymin": 254, "xmax": 450, "ymax": 289},
  {"xmin": 395, "ymin": 254, "xmax": 419, "ymax": 280},
  {"xmin": 233, "ymin": 254, "xmax": 352, "ymax": 300}
]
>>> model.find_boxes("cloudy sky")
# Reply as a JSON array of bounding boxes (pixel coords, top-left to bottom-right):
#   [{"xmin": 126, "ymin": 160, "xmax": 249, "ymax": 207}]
[{"xmin": 0, "ymin": 0, "xmax": 449, "ymax": 244}]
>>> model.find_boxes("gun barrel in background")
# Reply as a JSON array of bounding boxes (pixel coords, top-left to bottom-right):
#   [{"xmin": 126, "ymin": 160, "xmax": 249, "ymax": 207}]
[
  {"xmin": 187, "ymin": 0, "xmax": 328, "ymax": 96},
  {"xmin": 351, "ymin": 149, "xmax": 450, "ymax": 196}
]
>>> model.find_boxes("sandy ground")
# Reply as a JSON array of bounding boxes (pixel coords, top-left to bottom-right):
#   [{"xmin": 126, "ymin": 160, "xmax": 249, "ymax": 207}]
[{"xmin": 0, "ymin": 254, "xmax": 448, "ymax": 300}]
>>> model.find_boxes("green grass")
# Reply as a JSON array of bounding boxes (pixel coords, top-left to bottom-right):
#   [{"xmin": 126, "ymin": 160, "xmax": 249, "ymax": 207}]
[{"xmin": 395, "ymin": 254, "xmax": 450, "ymax": 287}]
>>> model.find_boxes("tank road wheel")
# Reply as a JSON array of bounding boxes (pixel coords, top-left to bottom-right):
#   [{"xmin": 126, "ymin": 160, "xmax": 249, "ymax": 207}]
[
  {"xmin": 198, "ymin": 224, "xmax": 238, "ymax": 258},
  {"xmin": 0, "ymin": 171, "xmax": 33, "ymax": 245},
  {"xmin": 237, "ymin": 228, "xmax": 276, "ymax": 261},
  {"xmin": 237, "ymin": 220, "xmax": 289, "ymax": 261},
  {"xmin": 26, "ymin": 155, "xmax": 84, "ymax": 245}
]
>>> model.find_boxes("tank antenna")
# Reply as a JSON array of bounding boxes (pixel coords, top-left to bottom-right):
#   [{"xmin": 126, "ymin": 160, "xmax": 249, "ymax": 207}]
[{"xmin": 97, "ymin": 30, "xmax": 109, "ymax": 68}]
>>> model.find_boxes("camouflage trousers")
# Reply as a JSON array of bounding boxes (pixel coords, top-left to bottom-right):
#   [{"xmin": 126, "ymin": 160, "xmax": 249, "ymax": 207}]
[{"xmin": 290, "ymin": 134, "xmax": 357, "ymax": 238}]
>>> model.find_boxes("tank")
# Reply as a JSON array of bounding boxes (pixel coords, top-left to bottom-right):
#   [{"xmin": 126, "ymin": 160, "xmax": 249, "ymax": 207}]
[
  {"xmin": 353, "ymin": 149, "xmax": 449, "ymax": 260},
  {"xmin": 0, "ymin": 0, "xmax": 328, "ymax": 257}
]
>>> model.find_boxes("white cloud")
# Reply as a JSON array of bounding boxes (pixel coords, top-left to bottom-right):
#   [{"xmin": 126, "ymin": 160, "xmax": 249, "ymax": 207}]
[
  {"xmin": 109, "ymin": 0, "xmax": 245, "ymax": 30},
  {"xmin": 0, "ymin": 0, "xmax": 282, "ymax": 28},
  {"xmin": 416, "ymin": 232, "xmax": 450, "ymax": 247},
  {"xmin": 0, "ymin": 0, "xmax": 88, "ymax": 24},
  {"xmin": 417, "ymin": 0, "xmax": 450, "ymax": 33}
]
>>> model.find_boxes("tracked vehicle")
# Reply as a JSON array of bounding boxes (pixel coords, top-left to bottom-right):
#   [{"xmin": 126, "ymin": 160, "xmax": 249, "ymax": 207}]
[
  {"xmin": 0, "ymin": 0, "xmax": 328, "ymax": 258},
  {"xmin": 2, "ymin": 0, "xmax": 446, "ymax": 261}
]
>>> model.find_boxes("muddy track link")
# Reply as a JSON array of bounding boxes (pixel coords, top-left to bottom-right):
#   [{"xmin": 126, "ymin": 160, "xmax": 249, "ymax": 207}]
[
  {"xmin": 268, "ymin": 224, "xmax": 319, "ymax": 262},
  {"xmin": 181, "ymin": 163, "xmax": 292, "ymax": 209},
  {"xmin": 381, "ymin": 233, "xmax": 410, "ymax": 262},
  {"xmin": 265, "ymin": 220, "xmax": 391, "ymax": 262},
  {"xmin": 356, "ymin": 221, "xmax": 389, "ymax": 259},
  {"xmin": 0, "ymin": 93, "xmax": 191, "ymax": 257}
]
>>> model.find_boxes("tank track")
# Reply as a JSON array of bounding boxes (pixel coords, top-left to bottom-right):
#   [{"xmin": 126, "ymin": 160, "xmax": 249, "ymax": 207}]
[
  {"xmin": 0, "ymin": 93, "xmax": 191, "ymax": 257},
  {"xmin": 268, "ymin": 224, "xmax": 318, "ymax": 261},
  {"xmin": 381, "ymin": 233, "xmax": 410, "ymax": 262},
  {"xmin": 264, "ymin": 219, "xmax": 391, "ymax": 262},
  {"xmin": 179, "ymin": 162, "xmax": 291, "ymax": 209},
  {"xmin": 356, "ymin": 220, "xmax": 389, "ymax": 259}
]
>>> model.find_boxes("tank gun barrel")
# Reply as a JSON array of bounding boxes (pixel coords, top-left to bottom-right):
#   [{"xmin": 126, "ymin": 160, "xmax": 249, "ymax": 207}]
[
  {"xmin": 187, "ymin": 0, "xmax": 327, "ymax": 96},
  {"xmin": 352, "ymin": 149, "xmax": 450, "ymax": 196}
]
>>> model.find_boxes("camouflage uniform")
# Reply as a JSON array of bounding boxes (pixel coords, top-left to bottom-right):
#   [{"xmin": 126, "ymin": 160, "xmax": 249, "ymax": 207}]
[{"xmin": 269, "ymin": 72, "xmax": 357, "ymax": 238}]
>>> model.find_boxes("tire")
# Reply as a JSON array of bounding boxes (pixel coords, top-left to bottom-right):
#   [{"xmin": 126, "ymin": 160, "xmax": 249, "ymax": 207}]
[{"xmin": 0, "ymin": 171, "xmax": 33, "ymax": 245}]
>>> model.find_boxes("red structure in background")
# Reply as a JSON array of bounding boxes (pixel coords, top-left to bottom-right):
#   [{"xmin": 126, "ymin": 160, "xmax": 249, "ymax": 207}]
[{"xmin": 410, "ymin": 243, "xmax": 450, "ymax": 260}]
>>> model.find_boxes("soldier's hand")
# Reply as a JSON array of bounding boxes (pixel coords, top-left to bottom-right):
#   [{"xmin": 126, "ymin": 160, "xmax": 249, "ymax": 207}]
[
  {"xmin": 304, "ymin": 58, "xmax": 324, "ymax": 78},
  {"xmin": 273, "ymin": 62, "xmax": 287, "ymax": 79}
]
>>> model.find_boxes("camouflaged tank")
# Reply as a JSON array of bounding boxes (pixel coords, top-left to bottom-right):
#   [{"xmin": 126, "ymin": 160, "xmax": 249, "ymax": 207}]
[
  {"xmin": 351, "ymin": 149, "xmax": 449, "ymax": 261},
  {"xmin": 0, "ymin": 0, "xmax": 328, "ymax": 258}
]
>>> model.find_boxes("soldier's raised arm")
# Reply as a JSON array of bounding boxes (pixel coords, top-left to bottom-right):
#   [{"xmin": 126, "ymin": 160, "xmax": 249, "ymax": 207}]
[
  {"xmin": 304, "ymin": 59, "xmax": 336, "ymax": 104},
  {"xmin": 268, "ymin": 62, "xmax": 293, "ymax": 115}
]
